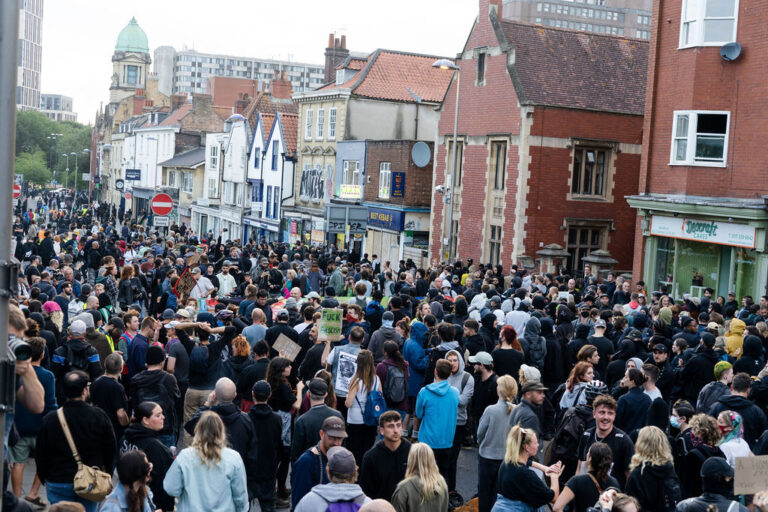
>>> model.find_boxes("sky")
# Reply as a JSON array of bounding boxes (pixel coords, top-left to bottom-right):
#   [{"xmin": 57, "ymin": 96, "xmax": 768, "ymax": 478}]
[{"xmin": 41, "ymin": 0, "xmax": 478, "ymax": 124}]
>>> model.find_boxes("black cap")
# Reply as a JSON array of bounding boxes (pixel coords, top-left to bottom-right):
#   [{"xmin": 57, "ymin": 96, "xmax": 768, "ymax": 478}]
[
  {"xmin": 700, "ymin": 457, "xmax": 733, "ymax": 478},
  {"xmin": 701, "ymin": 332, "xmax": 716, "ymax": 347},
  {"xmin": 308, "ymin": 378, "xmax": 328, "ymax": 396},
  {"xmin": 252, "ymin": 380, "xmax": 271, "ymax": 401},
  {"xmin": 652, "ymin": 344, "xmax": 668, "ymax": 353},
  {"xmin": 627, "ymin": 329, "xmax": 643, "ymax": 341}
]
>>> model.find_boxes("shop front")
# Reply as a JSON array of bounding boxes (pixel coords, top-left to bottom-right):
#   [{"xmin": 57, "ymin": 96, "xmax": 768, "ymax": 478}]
[
  {"xmin": 326, "ymin": 205, "xmax": 367, "ymax": 257},
  {"xmin": 243, "ymin": 216, "xmax": 280, "ymax": 243},
  {"xmin": 365, "ymin": 207, "xmax": 430, "ymax": 268},
  {"xmin": 637, "ymin": 213, "xmax": 767, "ymax": 301}
]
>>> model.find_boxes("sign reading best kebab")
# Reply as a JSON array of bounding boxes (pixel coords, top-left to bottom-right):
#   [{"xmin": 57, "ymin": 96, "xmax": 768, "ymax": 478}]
[{"xmin": 650, "ymin": 215, "xmax": 756, "ymax": 249}]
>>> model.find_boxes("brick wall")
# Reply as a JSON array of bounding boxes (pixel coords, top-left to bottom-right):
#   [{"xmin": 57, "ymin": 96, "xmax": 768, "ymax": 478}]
[{"xmin": 364, "ymin": 141, "xmax": 433, "ymax": 207}]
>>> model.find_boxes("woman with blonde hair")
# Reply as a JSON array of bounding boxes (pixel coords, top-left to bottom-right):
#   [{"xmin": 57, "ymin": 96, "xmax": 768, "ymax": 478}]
[
  {"xmin": 163, "ymin": 411, "xmax": 248, "ymax": 511},
  {"xmin": 344, "ymin": 349, "xmax": 382, "ymax": 465},
  {"xmin": 391, "ymin": 442, "xmax": 448, "ymax": 512},
  {"xmin": 493, "ymin": 425, "xmax": 562, "ymax": 511},
  {"xmin": 559, "ymin": 361, "xmax": 594, "ymax": 409},
  {"xmin": 625, "ymin": 426, "xmax": 681, "ymax": 511},
  {"xmin": 477, "ymin": 375, "xmax": 518, "ymax": 512}
]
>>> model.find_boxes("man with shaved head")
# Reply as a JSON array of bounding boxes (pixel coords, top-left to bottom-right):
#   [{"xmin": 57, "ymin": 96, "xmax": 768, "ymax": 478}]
[{"xmin": 360, "ymin": 500, "xmax": 397, "ymax": 512}]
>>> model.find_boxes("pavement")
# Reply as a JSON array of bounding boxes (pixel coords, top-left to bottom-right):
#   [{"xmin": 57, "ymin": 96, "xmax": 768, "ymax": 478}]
[{"xmin": 16, "ymin": 446, "xmax": 479, "ymax": 511}]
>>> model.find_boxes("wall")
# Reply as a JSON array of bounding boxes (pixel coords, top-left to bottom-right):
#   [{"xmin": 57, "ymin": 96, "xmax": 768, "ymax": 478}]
[
  {"xmin": 335, "ymin": 141, "xmax": 367, "ymax": 200},
  {"xmin": 347, "ymin": 99, "xmax": 441, "ymax": 141},
  {"xmin": 364, "ymin": 140, "xmax": 433, "ymax": 207}
]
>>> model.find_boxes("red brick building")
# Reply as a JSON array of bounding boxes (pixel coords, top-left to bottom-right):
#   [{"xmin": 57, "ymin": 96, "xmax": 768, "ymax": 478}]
[
  {"xmin": 429, "ymin": 0, "xmax": 648, "ymax": 275},
  {"xmin": 627, "ymin": 0, "xmax": 768, "ymax": 300}
]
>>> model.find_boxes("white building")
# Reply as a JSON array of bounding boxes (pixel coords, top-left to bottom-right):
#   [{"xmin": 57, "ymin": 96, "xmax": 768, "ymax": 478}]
[{"xmin": 17, "ymin": 0, "xmax": 43, "ymax": 111}]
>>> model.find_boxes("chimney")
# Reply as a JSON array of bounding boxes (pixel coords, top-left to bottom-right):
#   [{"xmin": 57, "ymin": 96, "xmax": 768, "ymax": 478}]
[
  {"xmin": 171, "ymin": 94, "xmax": 186, "ymax": 112},
  {"xmin": 324, "ymin": 33, "xmax": 350, "ymax": 84},
  {"xmin": 270, "ymin": 72, "xmax": 294, "ymax": 100},
  {"xmin": 234, "ymin": 95, "xmax": 249, "ymax": 115},
  {"xmin": 192, "ymin": 93, "xmax": 212, "ymax": 112}
]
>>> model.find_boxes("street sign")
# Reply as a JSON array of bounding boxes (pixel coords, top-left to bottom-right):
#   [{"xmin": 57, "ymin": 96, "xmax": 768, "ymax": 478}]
[
  {"xmin": 125, "ymin": 169, "xmax": 141, "ymax": 180},
  {"xmin": 93, "ymin": 176, "xmax": 101, "ymax": 184},
  {"xmin": 14, "ymin": 174, "xmax": 22, "ymax": 185},
  {"xmin": 151, "ymin": 193, "xmax": 174, "ymax": 216},
  {"xmin": 153, "ymin": 216, "xmax": 170, "ymax": 227},
  {"xmin": 125, "ymin": 192, "xmax": 132, "ymax": 201},
  {"xmin": 115, "ymin": 179, "xmax": 124, "ymax": 190},
  {"xmin": 13, "ymin": 185, "xmax": 21, "ymax": 199},
  {"xmin": 81, "ymin": 173, "xmax": 90, "ymax": 181}
]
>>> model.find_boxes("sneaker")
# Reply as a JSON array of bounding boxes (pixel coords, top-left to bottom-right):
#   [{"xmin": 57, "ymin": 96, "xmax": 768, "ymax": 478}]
[{"xmin": 275, "ymin": 497, "xmax": 291, "ymax": 509}]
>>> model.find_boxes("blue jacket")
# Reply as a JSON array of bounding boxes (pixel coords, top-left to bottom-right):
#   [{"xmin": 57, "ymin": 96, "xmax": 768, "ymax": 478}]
[
  {"xmin": 127, "ymin": 333, "xmax": 149, "ymax": 377},
  {"xmin": 403, "ymin": 322, "xmax": 430, "ymax": 397},
  {"xmin": 616, "ymin": 387, "xmax": 651, "ymax": 434},
  {"xmin": 99, "ymin": 483, "xmax": 155, "ymax": 512},
  {"xmin": 290, "ymin": 446, "xmax": 329, "ymax": 510},
  {"xmin": 14, "ymin": 365, "xmax": 57, "ymax": 437},
  {"xmin": 415, "ymin": 379, "xmax": 460, "ymax": 449}
]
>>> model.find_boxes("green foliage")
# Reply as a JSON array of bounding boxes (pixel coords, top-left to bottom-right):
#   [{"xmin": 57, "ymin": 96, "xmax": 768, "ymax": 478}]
[{"xmin": 14, "ymin": 150, "xmax": 51, "ymax": 185}]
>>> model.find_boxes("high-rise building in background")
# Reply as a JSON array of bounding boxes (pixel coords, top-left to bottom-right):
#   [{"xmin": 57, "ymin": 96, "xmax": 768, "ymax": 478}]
[
  {"xmin": 153, "ymin": 46, "xmax": 325, "ymax": 97},
  {"xmin": 40, "ymin": 94, "xmax": 76, "ymax": 122},
  {"xmin": 17, "ymin": 0, "xmax": 44, "ymax": 110},
  {"xmin": 502, "ymin": 0, "xmax": 652, "ymax": 39}
]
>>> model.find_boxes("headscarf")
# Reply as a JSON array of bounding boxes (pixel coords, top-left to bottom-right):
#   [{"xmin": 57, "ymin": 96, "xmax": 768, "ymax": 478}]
[
  {"xmin": 719, "ymin": 411, "xmax": 744, "ymax": 444},
  {"xmin": 659, "ymin": 307, "xmax": 673, "ymax": 326}
]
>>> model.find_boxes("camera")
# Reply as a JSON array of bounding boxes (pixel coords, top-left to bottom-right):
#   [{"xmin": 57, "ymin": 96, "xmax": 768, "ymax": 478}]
[{"xmin": 9, "ymin": 336, "xmax": 31, "ymax": 362}]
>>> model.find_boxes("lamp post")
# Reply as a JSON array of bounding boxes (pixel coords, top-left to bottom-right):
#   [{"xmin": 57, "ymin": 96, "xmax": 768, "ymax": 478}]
[
  {"xmin": 83, "ymin": 148, "xmax": 91, "ymax": 197},
  {"xmin": 47, "ymin": 133, "xmax": 62, "ymax": 182},
  {"xmin": 62, "ymin": 153, "xmax": 70, "ymax": 190},
  {"xmin": 432, "ymin": 58, "xmax": 461, "ymax": 263}
]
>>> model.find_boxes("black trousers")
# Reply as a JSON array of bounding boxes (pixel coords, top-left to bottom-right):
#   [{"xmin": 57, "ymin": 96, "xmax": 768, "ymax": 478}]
[{"xmin": 447, "ymin": 424, "xmax": 467, "ymax": 491}]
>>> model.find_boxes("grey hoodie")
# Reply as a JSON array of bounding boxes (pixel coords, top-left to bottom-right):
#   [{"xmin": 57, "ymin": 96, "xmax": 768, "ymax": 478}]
[
  {"xmin": 446, "ymin": 349, "xmax": 475, "ymax": 426},
  {"xmin": 294, "ymin": 482, "xmax": 371, "ymax": 512}
]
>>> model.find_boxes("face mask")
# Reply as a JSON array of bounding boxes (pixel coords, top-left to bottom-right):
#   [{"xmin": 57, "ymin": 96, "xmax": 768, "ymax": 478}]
[
  {"xmin": 718, "ymin": 424, "xmax": 729, "ymax": 435},
  {"xmin": 669, "ymin": 415, "xmax": 680, "ymax": 429}
]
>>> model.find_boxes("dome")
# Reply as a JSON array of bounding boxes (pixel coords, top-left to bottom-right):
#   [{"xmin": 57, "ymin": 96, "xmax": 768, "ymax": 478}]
[{"xmin": 115, "ymin": 17, "xmax": 149, "ymax": 53}]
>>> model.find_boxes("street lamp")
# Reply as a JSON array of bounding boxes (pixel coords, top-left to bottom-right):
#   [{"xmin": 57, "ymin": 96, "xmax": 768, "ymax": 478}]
[
  {"xmin": 82, "ymin": 149, "xmax": 91, "ymax": 197},
  {"xmin": 62, "ymin": 153, "xmax": 70, "ymax": 190},
  {"xmin": 432, "ymin": 58, "xmax": 461, "ymax": 263},
  {"xmin": 47, "ymin": 133, "xmax": 62, "ymax": 182}
]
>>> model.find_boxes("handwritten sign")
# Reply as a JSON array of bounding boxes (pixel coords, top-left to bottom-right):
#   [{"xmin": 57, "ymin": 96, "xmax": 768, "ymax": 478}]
[
  {"xmin": 735, "ymin": 455, "xmax": 768, "ymax": 495},
  {"xmin": 273, "ymin": 334, "xmax": 301, "ymax": 362},
  {"xmin": 173, "ymin": 269, "xmax": 196, "ymax": 299},
  {"xmin": 319, "ymin": 308, "xmax": 343, "ymax": 341},
  {"xmin": 186, "ymin": 253, "xmax": 200, "ymax": 268}
]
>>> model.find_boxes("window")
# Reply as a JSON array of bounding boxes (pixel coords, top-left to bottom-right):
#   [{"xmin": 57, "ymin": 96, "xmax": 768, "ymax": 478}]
[
  {"xmin": 488, "ymin": 225, "xmax": 502, "ymax": 265},
  {"xmin": 209, "ymin": 145, "xmax": 218, "ymax": 169},
  {"xmin": 223, "ymin": 181, "xmax": 235, "ymax": 203},
  {"xmin": 379, "ymin": 162, "xmax": 391, "ymax": 199},
  {"xmin": 491, "ymin": 141, "xmax": 507, "ymax": 190},
  {"xmin": 207, "ymin": 177, "xmax": 219, "ymax": 198},
  {"xmin": 567, "ymin": 226, "xmax": 605, "ymax": 273},
  {"xmin": 305, "ymin": 109, "xmax": 313, "ymax": 140},
  {"xmin": 183, "ymin": 173, "xmax": 193, "ymax": 193},
  {"xmin": 253, "ymin": 147, "xmax": 260, "ymax": 168},
  {"xmin": 328, "ymin": 108, "xmax": 337, "ymax": 139},
  {"xmin": 447, "ymin": 140, "xmax": 464, "ymax": 186},
  {"xmin": 168, "ymin": 171, "xmax": 177, "ymax": 188},
  {"xmin": 343, "ymin": 161, "xmax": 360, "ymax": 185},
  {"xmin": 680, "ymin": 0, "xmax": 738, "ymax": 48},
  {"xmin": 266, "ymin": 186, "xmax": 272, "ymax": 218},
  {"xmin": 316, "ymin": 109, "xmax": 325, "ymax": 139},
  {"xmin": 271, "ymin": 140, "xmax": 280, "ymax": 170},
  {"xmin": 571, "ymin": 147, "xmax": 608, "ymax": 197},
  {"xmin": 273, "ymin": 186, "xmax": 280, "ymax": 219},
  {"xmin": 125, "ymin": 65, "xmax": 138, "ymax": 84},
  {"xmin": 671, "ymin": 111, "xmax": 729, "ymax": 166},
  {"xmin": 476, "ymin": 52, "xmax": 486, "ymax": 85}
]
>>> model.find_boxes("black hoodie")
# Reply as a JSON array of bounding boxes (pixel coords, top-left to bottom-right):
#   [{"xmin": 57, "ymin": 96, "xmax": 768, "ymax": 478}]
[
  {"xmin": 708, "ymin": 394, "xmax": 768, "ymax": 448},
  {"xmin": 121, "ymin": 424, "xmax": 175, "ymax": 511},
  {"xmin": 733, "ymin": 335, "xmax": 764, "ymax": 376},
  {"xmin": 247, "ymin": 404, "xmax": 283, "ymax": 484},
  {"xmin": 625, "ymin": 462, "xmax": 681, "ymax": 512},
  {"xmin": 359, "ymin": 439, "xmax": 412, "ymax": 502},
  {"xmin": 129, "ymin": 369, "xmax": 180, "ymax": 436},
  {"xmin": 681, "ymin": 346, "xmax": 719, "ymax": 402}
]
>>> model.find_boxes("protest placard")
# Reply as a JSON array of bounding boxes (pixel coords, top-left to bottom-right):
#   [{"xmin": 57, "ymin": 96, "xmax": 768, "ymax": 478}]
[
  {"xmin": 735, "ymin": 455, "xmax": 768, "ymax": 495},
  {"xmin": 319, "ymin": 308, "xmax": 343, "ymax": 341},
  {"xmin": 335, "ymin": 351, "xmax": 357, "ymax": 395},
  {"xmin": 273, "ymin": 334, "xmax": 302, "ymax": 362}
]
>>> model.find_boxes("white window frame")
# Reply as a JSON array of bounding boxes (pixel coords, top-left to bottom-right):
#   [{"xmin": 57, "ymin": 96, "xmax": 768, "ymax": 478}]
[
  {"xmin": 342, "ymin": 160, "xmax": 360, "ymax": 185},
  {"xmin": 182, "ymin": 172, "xmax": 193, "ymax": 193},
  {"xmin": 209, "ymin": 146, "xmax": 219, "ymax": 169},
  {"xmin": 679, "ymin": 0, "xmax": 739, "ymax": 49},
  {"xmin": 273, "ymin": 186, "xmax": 280, "ymax": 219},
  {"xmin": 378, "ymin": 162, "xmax": 391, "ymax": 199},
  {"xmin": 305, "ymin": 109, "xmax": 313, "ymax": 140},
  {"xmin": 266, "ymin": 185, "xmax": 272, "ymax": 218},
  {"xmin": 328, "ymin": 108, "xmax": 336, "ymax": 140},
  {"xmin": 316, "ymin": 109, "xmax": 325, "ymax": 140},
  {"xmin": 207, "ymin": 177, "xmax": 219, "ymax": 198},
  {"xmin": 223, "ymin": 181, "xmax": 235, "ymax": 203},
  {"xmin": 669, "ymin": 110, "xmax": 730, "ymax": 167},
  {"xmin": 168, "ymin": 170, "xmax": 177, "ymax": 188}
]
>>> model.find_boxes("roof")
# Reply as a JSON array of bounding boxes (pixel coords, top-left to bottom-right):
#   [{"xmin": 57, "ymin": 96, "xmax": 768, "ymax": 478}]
[
  {"xmin": 160, "ymin": 103, "xmax": 193, "ymax": 126},
  {"xmin": 278, "ymin": 113, "xmax": 299, "ymax": 156},
  {"xmin": 497, "ymin": 20, "xmax": 648, "ymax": 115},
  {"xmin": 158, "ymin": 147, "xmax": 205, "ymax": 168},
  {"xmin": 243, "ymin": 92, "xmax": 298, "ymax": 132},
  {"xmin": 336, "ymin": 56, "xmax": 368, "ymax": 71},
  {"xmin": 115, "ymin": 18, "xmax": 149, "ymax": 53},
  {"xmin": 260, "ymin": 113, "xmax": 276, "ymax": 147}
]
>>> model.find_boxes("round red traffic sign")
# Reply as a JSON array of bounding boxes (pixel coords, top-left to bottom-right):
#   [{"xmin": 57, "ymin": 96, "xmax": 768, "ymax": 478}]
[
  {"xmin": 151, "ymin": 193, "xmax": 174, "ymax": 216},
  {"xmin": 13, "ymin": 185, "xmax": 21, "ymax": 199},
  {"xmin": 124, "ymin": 192, "xmax": 132, "ymax": 200}
]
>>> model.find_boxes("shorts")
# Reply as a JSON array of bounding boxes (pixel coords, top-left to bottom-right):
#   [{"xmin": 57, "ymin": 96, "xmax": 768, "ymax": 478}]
[{"xmin": 9, "ymin": 436, "xmax": 36, "ymax": 464}]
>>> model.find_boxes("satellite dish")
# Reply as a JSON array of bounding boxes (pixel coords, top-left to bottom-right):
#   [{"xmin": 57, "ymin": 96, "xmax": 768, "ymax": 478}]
[
  {"xmin": 720, "ymin": 42, "xmax": 742, "ymax": 62},
  {"xmin": 411, "ymin": 142, "xmax": 432, "ymax": 168}
]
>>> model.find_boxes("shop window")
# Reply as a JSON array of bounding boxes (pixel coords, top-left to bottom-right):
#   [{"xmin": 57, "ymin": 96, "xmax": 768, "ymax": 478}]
[
  {"xmin": 567, "ymin": 226, "xmax": 605, "ymax": 273},
  {"xmin": 488, "ymin": 225, "xmax": 502, "ymax": 265},
  {"xmin": 491, "ymin": 141, "xmax": 507, "ymax": 190},
  {"xmin": 671, "ymin": 111, "xmax": 729, "ymax": 166},
  {"xmin": 378, "ymin": 162, "xmax": 391, "ymax": 199},
  {"xmin": 447, "ymin": 140, "xmax": 464, "ymax": 187},
  {"xmin": 680, "ymin": 0, "xmax": 738, "ymax": 48},
  {"xmin": 673, "ymin": 239, "xmax": 720, "ymax": 300},
  {"xmin": 571, "ymin": 147, "xmax": 609, "ymax": 198}
]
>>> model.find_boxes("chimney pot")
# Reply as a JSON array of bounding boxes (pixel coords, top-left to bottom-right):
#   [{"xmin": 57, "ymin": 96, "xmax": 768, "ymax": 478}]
[
  {"xmin": 328, "ymin": 33, "xmax": 335, "ymax": 47},
  {"xmin": 341, "ymin": 35, "xmax": 346, "ymax": 49}
]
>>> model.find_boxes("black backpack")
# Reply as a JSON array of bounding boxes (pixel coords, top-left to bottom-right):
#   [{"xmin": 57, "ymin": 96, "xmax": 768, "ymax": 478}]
[
  {"xmin": 65, "ymin": 345, "xmax": 91, "ymax": 373},
  {"xmin": 135, "ymin": 376, "xmax": 174, "ymax": 428},
  {"xmin": 383, "ymin": 364, "xmax": 408, "ymax": 404},
  {"xmin": 546, "ymin": 405, "xmax": 593, "ymax": 482}
]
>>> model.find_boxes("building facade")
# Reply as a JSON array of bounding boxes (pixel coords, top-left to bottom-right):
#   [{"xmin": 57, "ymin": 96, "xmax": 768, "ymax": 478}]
[
  {"xmin": 502, "ymin": 0, "xmax": 652, "ymax": 39},
  {"xmin": 153, "ymin": 46, "xmax": 324, "ymax": 97},
  {"xmin": 17, "ymin": 0, "xmax": 43, "ymax": 111},
  {"xmin": 627, "ymin": 0, "xmax": 768, "ymax": 300},
  {"xmin": 428, "ymin": 0, "xmax": 647, "ymax": 273},
  {"xmin": 40, "ymin": 94, "xmax": 76, "ymax": 122}
]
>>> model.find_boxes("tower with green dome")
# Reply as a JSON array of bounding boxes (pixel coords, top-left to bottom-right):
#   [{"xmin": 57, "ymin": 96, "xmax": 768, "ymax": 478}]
[{"xmin": 110, "ymin": 17, "xmax": 151, "ymax": 104}]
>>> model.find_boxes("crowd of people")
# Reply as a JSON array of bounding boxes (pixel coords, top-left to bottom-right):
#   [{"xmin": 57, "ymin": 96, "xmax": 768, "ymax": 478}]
[{"xmin": 6, "ymin": 189, "xmax": 768, "ymax": 512}]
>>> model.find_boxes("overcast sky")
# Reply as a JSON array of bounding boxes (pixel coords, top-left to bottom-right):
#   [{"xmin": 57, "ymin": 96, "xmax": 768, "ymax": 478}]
[{"xmin": 41, "ymin": 0, "xmax": 478, "ymax": 124}]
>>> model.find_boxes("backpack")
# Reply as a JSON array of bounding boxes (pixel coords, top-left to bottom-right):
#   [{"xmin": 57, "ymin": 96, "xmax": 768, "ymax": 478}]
[
  {"xmin": 65, "ymin": 345, "xmax": 91, "ymax": 373},
  {"xmin": 546, "ymin": 405, "xmax": 593, "ymax": 479},
  {"xmin": 360, "ymin": 377, "xmax": 386, "ymax": 427},
  {"xmin": 189, "ymin": 344, "xmax": 210, "ymax": 375},
  {"xmin": 383, "ymin": 364, "xmax": 408, "ymax": 404},
  {"xmin": 326, "ymin": 503, "xmax": 362, "ymax": 512},
  {"xmin": 522, "ymin": 335, "xmax": 546, "ymax": 368},
  {"xmin": 134, "ymin": 376, "xmax": 174, "ymax": 427}
]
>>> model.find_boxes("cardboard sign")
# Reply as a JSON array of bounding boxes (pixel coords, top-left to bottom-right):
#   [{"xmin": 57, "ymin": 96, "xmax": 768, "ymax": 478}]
[
  {"xmin": 186, "ymin": 253, "xmax": 200, "ymax": 268},
  {"xmin": 174, "ymin": 269, "xmax": 196, "ymax": 299},
  {"xmin": 319, "ymin": 308, "xmax": 343, "ymax": 341},
  {"xmin": 273, "ymin": 334, "xmax": 301, "ymax": 362},
  {"xmin": 735, "ymin": 455, "xmax": 768, "ymax": 495}
]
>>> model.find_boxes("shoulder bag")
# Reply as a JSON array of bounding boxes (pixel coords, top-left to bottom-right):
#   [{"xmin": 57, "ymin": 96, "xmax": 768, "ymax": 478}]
[{"xmin": 56, "ymin": 408, "xmax": 113, "ymax": 502}]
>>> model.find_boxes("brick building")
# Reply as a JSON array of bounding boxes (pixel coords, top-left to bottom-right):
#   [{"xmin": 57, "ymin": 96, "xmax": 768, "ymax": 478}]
[
  {"xmin": 627, "ymin": 0, "xmax": 768, "ymax": 300},
  {"xmin": 429, "ymin": 0, "xmax": 647, "ymax": 274}
]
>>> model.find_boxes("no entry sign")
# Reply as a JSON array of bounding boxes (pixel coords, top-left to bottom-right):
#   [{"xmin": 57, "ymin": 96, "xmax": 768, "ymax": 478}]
[
  {"xmin": 151, "ymin": 193, "xmax": 173, "ymax": 216},
  {"xmin": 13, "ymin": 185, "xmax": 21, "ymax": 198}
]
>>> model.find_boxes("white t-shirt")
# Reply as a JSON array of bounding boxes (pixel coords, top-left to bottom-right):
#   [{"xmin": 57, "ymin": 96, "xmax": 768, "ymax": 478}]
[
  {"xmin": 347, "ymin": 376, "xmax": 379, "ymax": 425},
  {"xmin": 189, "ymin": 276, "xmax": 214, "ymax": 299},
  {"xmin": 644, "ymin": 387, "xmax": 663, "ymax": 401},
  {"xmin": 719, "ymin": 438, "xmax": 752, "ymax": 467}
]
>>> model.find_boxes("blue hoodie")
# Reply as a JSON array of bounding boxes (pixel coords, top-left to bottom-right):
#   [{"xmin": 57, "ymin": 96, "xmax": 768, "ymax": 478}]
[
  {"xmin": 403, "ymin": 322, "xmax": 430, "ymax": 397},
  {"xmin": 415, "ymin": 379, "xmax": 459, "ymax": 449}
]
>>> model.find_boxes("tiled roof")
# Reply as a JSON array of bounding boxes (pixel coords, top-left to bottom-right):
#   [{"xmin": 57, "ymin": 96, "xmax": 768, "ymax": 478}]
[
  {"xmin": 160, "ymin": 103, "xmax": 193, "ymax": 126},
  {"xmin": 279, "ymin": 113, "xmax": 299, "ymax": 156},
  {"xmin": 336, "ymin": 56, "xmax": 368, "ymax": 71},
  {"xmin": 352, "ymin": 50, "xmax": 454, "ymax": 103},
  {"xmin": 261, "ymin": 113, "xmax": 276, "ymax": 147},
  {"xmin": 212, "ymin": 105, "xmax": 232, "ymax": 121},
  {"xmin": 498, "ymin": 21, "xmax": 648, "ymax": 115},
  {"xmin": 243, "ymin": 92, "xmax": 298, "ymax": 132},
  {"xmin": 158, "ymin": 147, "xmax": 205, "ymax": 168}
]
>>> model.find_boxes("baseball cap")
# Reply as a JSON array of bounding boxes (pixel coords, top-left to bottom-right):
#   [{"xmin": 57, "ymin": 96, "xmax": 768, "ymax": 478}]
[
  {"xmin": 707, "ymin": 322, "xmax": 720, "ymax": 330},
  {"xmin": 327, "ymin": 446, "xmax": 356, "ymax": 476},
  {"xmin": 519, "ymin": 364, "xmax": 541, "ymax": 383},
  {"xmin": 700, "ymin": 457, "xmax": 734, "ymax": 478},
  {"xmin": 175, "ymin": 309, "xmax": 191, "ymax": 319},
  {"xmin": 594, "ymin": 318, "xmax": 607, "ymax": 328},
  {"xmin": 162, "ymin": 308, "xmax": 175, "ymax": 320},
  {"xmin": 166, "ymin": 321, "xmax": 179, "ymax": 330},
  {"xmin": 190, "ymin": 267, "xmax": 201, "ymax": 275},
  {"xmin": 252, "ymin": 381, "xmax": 272, "ymax": 401},
  {"xmin": 308, "ymin": 378, "xmax": 328, "ymax": 396},
  {"xmin": 69, "ymin": 320, "xmax": 86, "ymax": 337},
  {"xmin": 652, "ymin": 344, "xmax": 668, "ymax": 353},
  {"xmin": 306, "ymin": 291, "xmax": 321, "ymax": 300},
  {"xmin": 222, "ymin": 260, "xmax": 232, "ymax": 266},
  {"xmin": 626, "ymin": 329, "xmax": 643, "ymax": 341},
  {"xmin": 277, "ymin": 309, "xmax": 289, "ymax": 319},
  {"xmin": 321, "ymin": 417, "xmax": 348, "ymax": 438},
  {"xmin": 521, "ymin": 381, "xmax": 548, "ymax": 394},
  {"xmin": 469, "ymin": 351, "xmax": 493, "ymax": 366}
]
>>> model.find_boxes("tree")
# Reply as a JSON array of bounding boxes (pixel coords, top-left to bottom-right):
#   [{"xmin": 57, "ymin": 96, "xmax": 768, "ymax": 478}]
[{"xmin": 15, "ymin": 151, "xmax": 52, "ymax": 186}]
